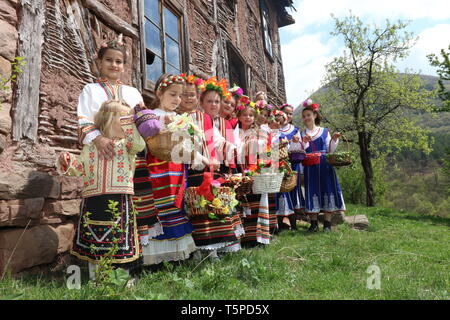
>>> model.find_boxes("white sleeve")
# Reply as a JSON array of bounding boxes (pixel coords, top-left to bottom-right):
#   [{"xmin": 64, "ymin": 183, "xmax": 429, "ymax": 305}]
[
  {"xmin": 77, "ymin": 85, "xmax": 101, "ymax": 145},
  {"xmin": 326, "ymin": 131, "xmax": 339, "ymax": 153}
]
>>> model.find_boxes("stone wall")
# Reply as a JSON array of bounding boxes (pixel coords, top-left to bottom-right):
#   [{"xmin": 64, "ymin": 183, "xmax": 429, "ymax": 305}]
[
  {"xmin": 0, "ymin": 0, "xmax": 292, "ymax": 275},
  {"xmin": 0, "ymin": 0, "xmax": 136, "ymax": 275}
]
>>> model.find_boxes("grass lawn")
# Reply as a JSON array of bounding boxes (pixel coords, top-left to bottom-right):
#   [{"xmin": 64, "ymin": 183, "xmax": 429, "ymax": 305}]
[{"xmin": 1, "ymin": 205, "xmax": 449, "ymax": 300}]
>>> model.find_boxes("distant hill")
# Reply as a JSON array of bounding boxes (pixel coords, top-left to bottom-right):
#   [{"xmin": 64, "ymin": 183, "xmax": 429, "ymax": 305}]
[{"xmin": 292, "ymin": 74, "xmax": 450, "ymax": 159}]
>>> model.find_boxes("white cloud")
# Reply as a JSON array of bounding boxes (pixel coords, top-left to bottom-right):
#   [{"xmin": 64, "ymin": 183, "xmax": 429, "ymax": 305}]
[
  {"xmin": 281, "ymin": 33, "xmax": 344, "ymax": 107},
  {"xmin": 285, "ymin": 0, "xmax": 450, "ymax": 34},
  {"xmin": 280, "ymin": 0, "xmax": 450, "ymax": 105},
  {"xmin": 398, "ymin": 24, "xmax": 450, "ymax": 75}
]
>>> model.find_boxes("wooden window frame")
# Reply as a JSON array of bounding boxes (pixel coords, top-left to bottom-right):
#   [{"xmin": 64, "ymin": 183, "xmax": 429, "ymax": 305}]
[
  {"xmin": 139, "ymin": 0, "xmax": 186, "ymax": 98},
  {"xmin": 227, "ymin": 42, "xmax": 248, "ymax": 94},
  {"xmin": 259, "ymin": 0, "xmax": 274, "ymax": 62}
]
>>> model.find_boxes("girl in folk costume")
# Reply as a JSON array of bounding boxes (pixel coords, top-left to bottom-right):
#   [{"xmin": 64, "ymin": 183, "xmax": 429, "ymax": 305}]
[
  {"xmin": 77, "ymin": 36, "xmax": 163, "ymax": 252},
  {"xmin": 276, "ymin": 104, "xmax": 303, "ymax": 231},
  {"xmin": 141, "ymin": 74, "xmax": 196, "ymax": 264},
  {"xmin": 220, "ymin": 84, "xmax": 242, "ymax": 129},
  {"xmin": 185, "ymin": 77, "xmax": 242, "ymax": 258},
  {"xmin": 299, "ymin": 99, "xmax": 345, "ymax": 232},
  {"xmin": 57, "ymin": 100, "xmax": 146, "ymax": 280},
  {"xmin": 234, "ymin": 104, "xmax": 274, "ymax": 247}
]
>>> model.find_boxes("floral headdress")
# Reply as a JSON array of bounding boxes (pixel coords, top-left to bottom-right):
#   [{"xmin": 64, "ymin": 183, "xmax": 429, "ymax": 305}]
[
  {"xmin": 229, "ymin": 84, "xmax": 244, "ymax": 97},
  {"xmin": 180, "ymin": 73, "xmax": 205, "ymax": 91},
  {"xmin": 202, "ymin": 76, "xmax": 231, "ymax": 100},
  {"xmin": 255, "ymin": 99, "xmax": 274, "ymax": 112},
  {"xmin": 272, "ymin": 109, "xmax": 288, "ymax": 122},
  {"xmin": 302, "ymin": 98, "xmax": 319, "ymax": 111},
  {"xmin": 157, "ymin": 74, "xmax": 185, "ymax": 91}
]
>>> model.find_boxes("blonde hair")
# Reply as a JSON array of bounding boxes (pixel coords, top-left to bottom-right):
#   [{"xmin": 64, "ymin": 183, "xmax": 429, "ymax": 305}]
[{"xmin": 94, "ymin": 99, "xmax": 130, "ymax": 139}]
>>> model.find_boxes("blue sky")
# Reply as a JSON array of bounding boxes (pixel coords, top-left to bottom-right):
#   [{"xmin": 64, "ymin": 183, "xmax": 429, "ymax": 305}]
[{"xmin": 279, "ymin": 0, "xmax": 450, "ymax": 107}]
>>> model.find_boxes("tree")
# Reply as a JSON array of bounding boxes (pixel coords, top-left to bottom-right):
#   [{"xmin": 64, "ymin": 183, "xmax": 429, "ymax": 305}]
[
  {"xmin": 314, "ymin": 14, "xmax": 435, "ymax": 206},
  {"xmin": 427, "ymin": 45, "xmax": 450, "ymax": 112}
]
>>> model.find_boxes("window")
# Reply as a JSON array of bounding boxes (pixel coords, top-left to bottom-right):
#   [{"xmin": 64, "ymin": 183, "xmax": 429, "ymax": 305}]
[
  {"xmin": 259, "ymin": 0, "xmax": 273, "ymax": 59},
  {"xmin": 142, "ymin": 0, "xmax": 183, "ymax": 90},
  {"xmin": 227, "ymin": 43, "xmax": 247, "ymax": 93}
]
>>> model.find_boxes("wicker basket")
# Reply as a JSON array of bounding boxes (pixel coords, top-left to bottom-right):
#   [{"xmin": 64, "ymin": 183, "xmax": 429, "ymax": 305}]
[
  {"xmin": 146, "ymin": 130, "xmax": 193, "ymax": 162},
  {"xmin": 185, "ymin": 186, "xmax": 236, "ymax": 218},
  {"xmin": 251, "ymin": 171, "xmax": 284, "ymax": 194},
  {"xmin": 222, "ymin": 175, "xmax": 253, "ymax": 198},
  {"xmin": 326, "ymin": 135, "xmax": 352, "ymax": 167},
  {"xmin": 280, "ymin": 171, "xmax": 298, "ymax": 193}
]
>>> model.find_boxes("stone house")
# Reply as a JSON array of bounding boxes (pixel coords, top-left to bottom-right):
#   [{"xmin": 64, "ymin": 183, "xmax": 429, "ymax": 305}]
[{"xmin": 0, "ymin": 0, "xmax": 294, "ymax": 274}]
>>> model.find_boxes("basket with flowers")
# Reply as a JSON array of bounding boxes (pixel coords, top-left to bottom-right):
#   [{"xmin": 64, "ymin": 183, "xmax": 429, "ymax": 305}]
[
  {"xmin": 185, "ymin": 172, "xmax": 239, "ymax": 220},
  {"xmin": 146, "ymin": 113, "xmax": 204, "ymax": 162}
]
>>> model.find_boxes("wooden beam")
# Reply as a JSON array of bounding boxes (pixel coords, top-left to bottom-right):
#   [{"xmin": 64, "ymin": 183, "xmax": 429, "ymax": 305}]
[
  {"xmin": 13, "ymin": 0, "xmax": 45, "ymax": 142},
  {"xmin": 82, "ymin": 0, "xmax": 139, "ymax": 39}
]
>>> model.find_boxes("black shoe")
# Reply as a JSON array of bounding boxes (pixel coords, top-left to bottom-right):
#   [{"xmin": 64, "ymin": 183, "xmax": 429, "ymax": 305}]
[
  {"xmin": 289, "ymin": 215, "xmax": 298, "ymax": 230},
  {"xmin": 323, "ymin": 220, "xmax": 332, "ymax": 232},
  {"xmin": 308, "ymin": 220, "xmax": 319, "ymax": 232}
]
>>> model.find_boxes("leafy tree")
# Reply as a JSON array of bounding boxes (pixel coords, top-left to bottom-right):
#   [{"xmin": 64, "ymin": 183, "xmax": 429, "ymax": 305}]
[
  {"xmin": 427, "ymin": 45, "xmax": 450, "ymax": 112},
  {"xmin": 314, "ymin": 14, "xmax": 436, "ymax": 206}
]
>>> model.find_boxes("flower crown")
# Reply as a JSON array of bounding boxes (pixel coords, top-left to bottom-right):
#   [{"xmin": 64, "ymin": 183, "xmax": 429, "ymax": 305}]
[
  {"xmin": 255, "ymin": 99, "xmax": 274, "ymax": 111},
  {"xmin": 157, "ymin": 75, "xmax": 185, "ymax": 91},
  {"xmin": 272, "ymin": 109, "xmax": 288, "ymax": 121},
  {"xmin": 180, "ymin": 73, "xmax": 205, "ymax": 90},
  {"xmin": 202, "ymin": 77, "xmax": 231, "ymax": 100},
  {"xmin": 229, "ymin": 84, "xmax": 244, "ymax": 97},
  {"xmin": 302, "ymin": 98, "xmax": 319, "ymax": 111}
]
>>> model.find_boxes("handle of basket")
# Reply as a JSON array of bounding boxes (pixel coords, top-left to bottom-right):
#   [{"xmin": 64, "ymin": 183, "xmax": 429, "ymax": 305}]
[{"xmin": 328, "ymin": 131, "xmax": 350, "ymax": 153}]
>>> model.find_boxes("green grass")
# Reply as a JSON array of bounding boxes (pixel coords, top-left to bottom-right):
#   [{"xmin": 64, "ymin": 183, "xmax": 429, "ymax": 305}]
[{"xmin": 1, "ymin": 205, "xmax": 449, "ymax": 300}]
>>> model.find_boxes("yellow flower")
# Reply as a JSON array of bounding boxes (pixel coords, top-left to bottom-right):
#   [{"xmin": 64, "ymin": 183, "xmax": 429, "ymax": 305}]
[
  {"xmin": 199, "ymin": 198, "xmax": 208, "ymax": 208},
  {"xmin": 221, "ymin": 207, "xmax": 229, "ymax": 215},
  {"xmin": 249, "ymin": 101, "xmax": 255, "ymax": 107},
  {"xmin": 212, "ymin": 198, "xmax": 222, "ymax": 207}
]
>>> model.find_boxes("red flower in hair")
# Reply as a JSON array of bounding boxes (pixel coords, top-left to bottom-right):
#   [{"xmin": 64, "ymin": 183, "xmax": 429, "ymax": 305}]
[{"xmin": 311, "ymin": 103, "xmax": 319, "ymax": 111}]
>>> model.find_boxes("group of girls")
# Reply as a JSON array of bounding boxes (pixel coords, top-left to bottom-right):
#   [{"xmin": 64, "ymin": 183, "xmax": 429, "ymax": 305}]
[{"xmin": 56, "ymin": 39, "xmax": 346, "ymax": 283}]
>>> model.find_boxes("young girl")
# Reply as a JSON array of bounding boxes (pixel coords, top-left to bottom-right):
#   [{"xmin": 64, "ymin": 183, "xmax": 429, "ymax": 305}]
[
  {"xmin": 276, "ymin": 104, "xmax": 302, "ymax": 230},
  {"xmin": 299, "ymin": 99, "xmax": 345, "ymax": 232},
  {"xmin": 234, "ymin": 104, "xmax": 274, "ymax": 246},
  {"xmin": 57, "ymin": 99, "xmax": 145, "ymax": 280},
  {"xmin": 141, "ymin": 74, "xmax": 197, "ymax": 264},
  {"xmin": 187, "ymin": 78, "xmax": 241, "ymax": 258},
  {"xmin": 77, "ymin": 37, "xmax": 163, "ymax": 251}
]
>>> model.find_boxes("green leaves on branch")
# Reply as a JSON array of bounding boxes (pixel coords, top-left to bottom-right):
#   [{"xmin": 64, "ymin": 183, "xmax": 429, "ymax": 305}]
[{"xmin": 427, "ymin": 45, "xmax": 450, "ymax": 112}]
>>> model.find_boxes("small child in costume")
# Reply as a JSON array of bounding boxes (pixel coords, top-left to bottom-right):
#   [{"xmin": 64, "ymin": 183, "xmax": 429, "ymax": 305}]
[{"xmin": 57, "ymin": 99, "xmax": 145, "ymax": 281}]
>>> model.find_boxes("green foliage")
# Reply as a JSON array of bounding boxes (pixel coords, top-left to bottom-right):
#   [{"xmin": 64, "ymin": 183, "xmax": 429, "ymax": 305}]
[
  {"xmin": 313, "ymin": 13, "xmax": 436, "ymax": 205},
  {"xmin": 381, "ymin": 160, "xmax": 450, "ymax": 217},
  {"xmin": 427, "ymin": 45, "xmax": 450, "ymax": 112},
  {"xmin": 336, "ymin": 153, "xmax": 387, "ymax": 205},
  {"xmin": 0, "ymin": 57, "xmax": 26, "ymax": 109}
]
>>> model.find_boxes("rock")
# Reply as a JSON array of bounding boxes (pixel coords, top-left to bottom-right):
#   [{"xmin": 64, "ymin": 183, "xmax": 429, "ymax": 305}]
[
  {"xmin": 318, "ymin": 211, "xmax": 346, "ymax": 226},
  {"xmin": 344, "ymin": 215, "xmax": 369, "ymax": 230},
  {"xmin": 0, "ymin": 169, "xmax": 61, "ymax": 200},
  {"xmin": 43, "ymin": 199, "xmax": 81, "ymax": 217},
  {"xmin": 60, "ymin": 176, "xmax": 83, "ymax": 199},
  {"xmin": 0, "ymin": 222, "xmax": 75, "ymax": 274},
  {"xmin": 0, "ymin": 103, "xmax": 12, "ymax": 135},
  {"xmin": 0, "ymin": 20, "xmax": 18, "ymax": 61},
  {"xmin": 0, "ymin": 1, "xmax": 18, "ymax": 26},
  {"xmin": 0, "ymin": 197, "xmax": 45, "ymax": 227}
]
